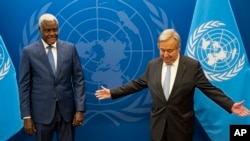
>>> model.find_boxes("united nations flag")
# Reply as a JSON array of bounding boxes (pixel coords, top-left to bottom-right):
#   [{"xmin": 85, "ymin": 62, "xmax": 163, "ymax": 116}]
[
  {"xmin": 185, "ymin": 0, "xmax": 250, "ymax": 140},
  {"xmin": 0, "ymin": 35, "xmax": 22, "ymax": 141}
]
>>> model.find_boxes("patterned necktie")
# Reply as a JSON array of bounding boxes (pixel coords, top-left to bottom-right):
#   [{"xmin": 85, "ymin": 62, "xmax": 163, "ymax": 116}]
[
  {"xmin": 164, "ymin": 65, "xmax": 171, "ymax": 100},
  {"xmin": 47, "ymin": 46, "xmax": 55, "ymax": 73}
]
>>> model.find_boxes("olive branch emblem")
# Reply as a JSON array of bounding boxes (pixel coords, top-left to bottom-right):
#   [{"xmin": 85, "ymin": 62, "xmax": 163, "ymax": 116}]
[
  {"xmin": 186, "ymin": 20, "xmax": 245, "ymax": 81},
  {"xmin": 19, "ymin": 3, "xmax": 52, "ymax": 54},
  {"xmin": 85, "ymin": 92, "xmax": 152, "ymax": 126},
  {"xmin": 144, "ymin": 0, "xmax": 172, "ymax": 33},
  {"xmin": 0, "ymin": 58, "xmax": 10, "ymax": 80}
]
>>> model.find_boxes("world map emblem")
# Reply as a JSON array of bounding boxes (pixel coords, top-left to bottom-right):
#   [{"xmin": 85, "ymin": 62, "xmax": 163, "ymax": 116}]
[
  {"xmin": 186, "ymin": 21, "xmax": 245, "ymax": 81},
  {"xmin": 21, "ymin": 0, "xmax": 173, "ymax": 125}
]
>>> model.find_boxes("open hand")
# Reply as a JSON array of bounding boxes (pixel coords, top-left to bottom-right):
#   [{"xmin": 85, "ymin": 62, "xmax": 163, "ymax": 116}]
[
  {"xmin": 95, "ymin": 86, "xmax": 111, "ymax": 100},
  {"xmin": 231, "ymin": 100, "xmax": 250, "ymax": 116}
]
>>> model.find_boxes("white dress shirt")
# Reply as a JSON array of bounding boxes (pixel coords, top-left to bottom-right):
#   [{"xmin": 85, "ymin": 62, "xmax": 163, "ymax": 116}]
[
  {"xmin": 161, "ymin": 55, "xmax": 180, "ymax": 97},
  {"xmin": 42, "ymin": 40, "xmax": 57, "ymax": 70}
]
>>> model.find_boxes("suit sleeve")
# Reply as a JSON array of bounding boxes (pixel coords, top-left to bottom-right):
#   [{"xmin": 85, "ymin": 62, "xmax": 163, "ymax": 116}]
[
  {"xmin": 72, "ymin": 45, "xmax": 86, "ymax": 112},
  {"xmin": 19, "ymin": 47, "xmax": 32, "ymax": 118},
  {"xmin": 195, "ymin": 61, "xmax": 234, "ymax": 113},
  {"xmin": 110, "ymin": 63, "xmax": 149, "ymax": 99}
]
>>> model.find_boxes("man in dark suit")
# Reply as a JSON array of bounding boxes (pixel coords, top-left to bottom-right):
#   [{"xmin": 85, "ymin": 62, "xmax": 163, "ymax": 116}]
[
  {"xmin": 19, "ymin": 13, "xmax": 86, "ymax": 141},
  {"xmin": 95, "ymin": 29, "xmax": 250, "ymax": 141}
]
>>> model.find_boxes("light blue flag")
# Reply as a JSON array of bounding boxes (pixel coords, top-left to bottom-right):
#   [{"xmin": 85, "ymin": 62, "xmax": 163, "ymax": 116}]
[
  {"xmin": 0, "ymin": 35, "xmax": 22, "ymax": 141},
  {"xmin": 185, "ymin": 0, "xmax": 250, "ymax": 140}
]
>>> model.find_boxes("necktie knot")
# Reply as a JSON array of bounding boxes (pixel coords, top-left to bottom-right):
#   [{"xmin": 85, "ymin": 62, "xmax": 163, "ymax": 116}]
[
  {"xmin": 166, "ymin": 65, "xmax": 171, "ymax": 69},
  {"xmin": 47, "ymin": 45, "xmax": 53, "ymax": 50}
]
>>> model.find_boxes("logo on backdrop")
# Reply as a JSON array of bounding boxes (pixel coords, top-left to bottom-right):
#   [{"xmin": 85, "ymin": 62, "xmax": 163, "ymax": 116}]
[
  {"xmin": 0, "ymin": 43, "xmax": 10, "ymax": 80},
  {"xmin": 20, "ymin": 0, "xmax": 173, "ymax": 125},
  {"xmin": 186, "ymin": 20, "xmax": 245, "ymax": 81}
]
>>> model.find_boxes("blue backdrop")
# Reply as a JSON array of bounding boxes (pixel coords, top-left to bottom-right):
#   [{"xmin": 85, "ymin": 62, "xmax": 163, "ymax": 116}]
[{"xmin": 0, "ymin": 0, "xmax": 249, "ymax": 141}]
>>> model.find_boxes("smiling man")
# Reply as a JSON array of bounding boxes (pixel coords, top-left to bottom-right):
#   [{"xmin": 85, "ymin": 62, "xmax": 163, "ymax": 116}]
[{"xmin": 19, "ymin": 13, "xmax": 86, "ymax": 141}]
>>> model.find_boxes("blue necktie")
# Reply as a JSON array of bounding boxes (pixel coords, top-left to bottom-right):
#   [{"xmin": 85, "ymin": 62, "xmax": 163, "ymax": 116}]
[
  {"xmin": 164, "ymin": 65, "xmax": 171, "ymax": 100},
  {"xmin": 47, "ymin": 46, "xmax": 55, "ymax": 73}
]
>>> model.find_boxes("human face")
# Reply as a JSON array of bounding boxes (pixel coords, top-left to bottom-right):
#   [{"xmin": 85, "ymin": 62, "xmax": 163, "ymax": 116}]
[
  {"xmin": 39, "ymin": 20, "xmax": 58, "ymax": 45},
  {"xmin": 159, "ymin": 38, "xmax": 180, "ymax": 65}
]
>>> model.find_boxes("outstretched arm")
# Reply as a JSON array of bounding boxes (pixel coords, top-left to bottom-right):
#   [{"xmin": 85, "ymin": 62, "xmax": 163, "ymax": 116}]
[
  {"xmin": 95, "ymin": 86, "xmax": 111, "ymax": 100},
  {"xmin": 231, "ymin": 100, "xmax": 250, "ymax": 116}
]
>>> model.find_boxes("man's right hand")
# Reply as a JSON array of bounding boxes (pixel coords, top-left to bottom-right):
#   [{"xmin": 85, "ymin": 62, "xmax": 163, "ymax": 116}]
[
  {"xmin": 95, "ymin": 86, "xmax": 111, "ymax": 100},
  {"xmin": 24, "ymin": 118, "xmax": 36, "ymax": 135}
]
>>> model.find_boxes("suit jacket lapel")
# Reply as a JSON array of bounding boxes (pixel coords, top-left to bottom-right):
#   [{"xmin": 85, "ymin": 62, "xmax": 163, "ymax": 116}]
[
  {"xmin": 55, "ymin": 40, "xmax": 64, "ymax": 78},
  {"xmin": 36, "ymin": 41, "xmax": 55, "ymax": 77},
  {"xmin": 170, "ymin": 55, "xmax": 186, "ymax": 100},
  {"xmin": 153, "ymin": 59, "xmax": 167, "ymax": 103}
]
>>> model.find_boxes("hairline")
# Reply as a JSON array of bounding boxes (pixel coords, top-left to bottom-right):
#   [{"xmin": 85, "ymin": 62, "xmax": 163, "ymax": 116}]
[
  {"xmin": 158, "ymin": 29, "xmax": 181, "ymax": 48},
  {"xmin": 38, "ymin": 13, "xmax": 59, "ymax": 28}
]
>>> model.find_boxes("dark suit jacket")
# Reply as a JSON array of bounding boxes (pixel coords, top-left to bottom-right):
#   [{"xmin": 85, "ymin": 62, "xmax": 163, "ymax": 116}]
[
  {"xmin": 19, "ymin": 40, "xmax": 85, "ymax": 124},
  {"xmin": 111, "ymin": 55, "xmax": 234, "ymax": 141}
]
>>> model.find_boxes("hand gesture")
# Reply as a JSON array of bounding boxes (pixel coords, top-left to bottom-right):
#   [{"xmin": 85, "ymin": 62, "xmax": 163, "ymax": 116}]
[
  {"xmin": 95, "ymin": 86, "xmax": 111, "ymax": 100},
  {"xmin": 231, "ymin": 100, "xmax": 250, "ymax": 116}
]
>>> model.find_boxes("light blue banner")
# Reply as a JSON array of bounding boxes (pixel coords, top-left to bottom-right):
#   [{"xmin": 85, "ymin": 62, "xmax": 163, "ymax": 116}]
[
  {"xmin": 0, "ymin": 35, "xmax": 23, "ymax": 141},
  {"xmin": 185, "ymin": 0, "xmax": 250, "ymax": 140}
]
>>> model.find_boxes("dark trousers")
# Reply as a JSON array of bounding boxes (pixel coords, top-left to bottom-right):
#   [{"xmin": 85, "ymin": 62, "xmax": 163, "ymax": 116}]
[{"xmin": 34, "ymin": 103, "xmax": 74, "ymax": 141}]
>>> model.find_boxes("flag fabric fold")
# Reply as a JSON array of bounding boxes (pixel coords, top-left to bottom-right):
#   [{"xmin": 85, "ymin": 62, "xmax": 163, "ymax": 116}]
[
  {"xmin": 0, "ymin": 35, "xmax": 22, "ymax": 141},
  {"xmin": 185, "ymin": 0, "xmax": 250, "ymax": 140}
]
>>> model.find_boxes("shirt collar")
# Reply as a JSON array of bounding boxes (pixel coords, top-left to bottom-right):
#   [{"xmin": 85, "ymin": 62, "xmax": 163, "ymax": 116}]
[
  {"xmin": 172, "ymin": 54, "xmax": 180, "ymax": 67},
  {"xmin": 41, "ymin": 39, "xmax": 57, "ymax": 49}
]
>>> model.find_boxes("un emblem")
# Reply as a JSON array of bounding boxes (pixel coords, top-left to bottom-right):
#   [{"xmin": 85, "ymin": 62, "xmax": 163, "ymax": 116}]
[
  {"xmin": 186, "ymin": 21, "xmax": 245, "ymax": 81},
  {"xmin": 0, "ymin": 42, "xmax": 10, "ymax": 80},
  {"xmin": 21, "ymin": 0, "xmax": 173, "ymax": 125}
]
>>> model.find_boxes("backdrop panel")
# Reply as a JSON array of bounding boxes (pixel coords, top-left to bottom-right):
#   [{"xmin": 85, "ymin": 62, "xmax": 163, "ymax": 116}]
[{"xmin": 0, "ymin": 0, "xmax": 249, "ymax": 141}]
